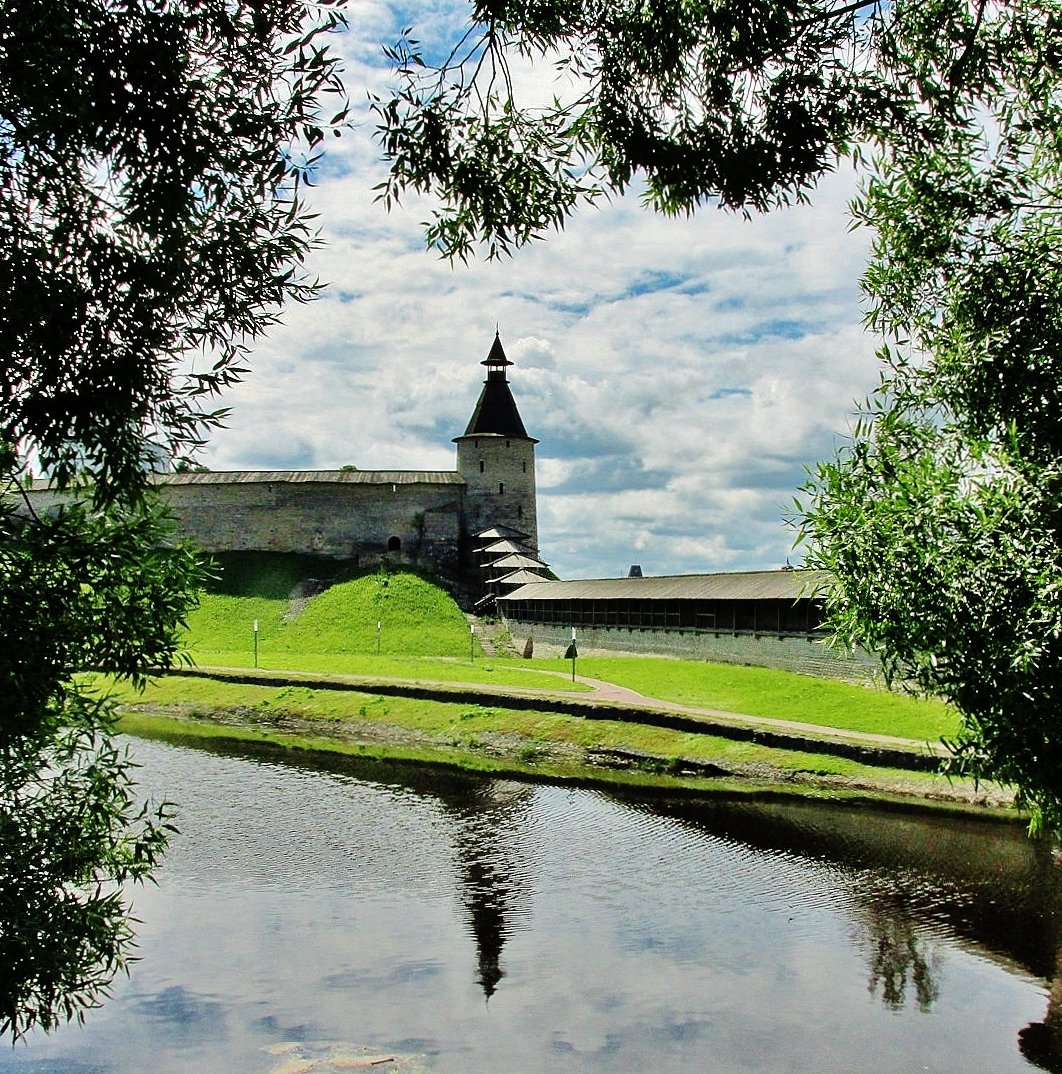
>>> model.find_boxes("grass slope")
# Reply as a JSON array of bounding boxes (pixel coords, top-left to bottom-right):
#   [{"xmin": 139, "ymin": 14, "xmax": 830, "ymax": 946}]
[
  {"xmin": 179, "ymin": 552, "xmax": 957, "ymax": 744},
  {"xmin": 186, "ymin": 555, "xmax": 471, "ymax": 662},
  {"xmin": 112, "ymin": 675, "xmax": 945, "ymax": 788},
  {"xmin": 576, "ymin": 656, "xmax": 958, "ymax": 742}
]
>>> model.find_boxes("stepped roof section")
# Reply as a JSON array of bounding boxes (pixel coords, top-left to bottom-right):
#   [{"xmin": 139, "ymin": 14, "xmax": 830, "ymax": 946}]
[
  {"xmin": 474, "ymin": 525, "xmax": 532, "ymax": 543},
  {"xmin": 456, "ymin": 332, "xmax": 538, "ymax": 443},
  {"xmin": 489, "ymin": 553, "xmax": 549, "ymax": 572},
  {"xmin": 479, "ymin": 538, "xmax": 539, "ymax": 559},
  {"xmin": 494, "ymin": 568, "xmax": 549, "ymax": 588}
]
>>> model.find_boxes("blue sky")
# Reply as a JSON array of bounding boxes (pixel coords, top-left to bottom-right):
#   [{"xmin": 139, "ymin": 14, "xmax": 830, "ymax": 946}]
[{"xmin": 194, "ymin": 0, "xmax": 881, "ymax": 580}]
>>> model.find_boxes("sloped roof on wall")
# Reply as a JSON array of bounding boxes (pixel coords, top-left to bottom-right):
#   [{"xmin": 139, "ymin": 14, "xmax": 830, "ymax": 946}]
[
  {"xmin": 498, "ymin": 570, "xmax": 831, "ymax": 603},
  {"xmin": 489, "ymin": 553, "xmax": 549, "ymax": 571},
  {"xmin": 145, "ymin": 469, "xmax": 465, "ymax": 487}
]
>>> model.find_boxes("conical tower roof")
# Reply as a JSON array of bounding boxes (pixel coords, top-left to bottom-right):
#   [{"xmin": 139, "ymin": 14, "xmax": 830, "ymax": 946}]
[{"xmin": 458, "ymin": 332, "xmax": 537, "ymax": 442}]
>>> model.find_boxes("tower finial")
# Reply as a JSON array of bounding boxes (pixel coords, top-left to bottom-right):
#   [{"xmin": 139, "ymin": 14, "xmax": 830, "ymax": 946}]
[{"xmin": 483, "ymin": 331, "xmax": 513, "ymax": 371}]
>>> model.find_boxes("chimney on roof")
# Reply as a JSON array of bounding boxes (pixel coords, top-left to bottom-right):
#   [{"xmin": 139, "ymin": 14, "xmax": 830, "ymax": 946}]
[{"xmin": 628, "ymin": 564, "xmax": 643, "ymax": 577}]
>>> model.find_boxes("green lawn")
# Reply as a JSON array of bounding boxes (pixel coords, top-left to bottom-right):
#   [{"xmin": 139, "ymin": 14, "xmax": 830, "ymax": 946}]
[
  {"xmin": 185, "ymin": 651, "xmax": 590, "ymax": 692},
  {"xmin": 178, "ymin": 555, "xmax": 957, "ymax": 744},
  {"xmin": 569, "ymin": 656, "xmax": 958, "ymax": 742},
  {"xmin": 186, "ymin": 568, "xmax": 471, "ymax": 658},
  {"xmin": 111, "ymin": 675, "xmax": 942, "ymax": 787}
]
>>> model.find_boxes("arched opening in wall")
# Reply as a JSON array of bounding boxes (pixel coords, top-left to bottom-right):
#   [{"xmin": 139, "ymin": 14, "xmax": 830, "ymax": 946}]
[{"xmin": 387, "ymin": 535, "xmax": 401, "ymax": 552}]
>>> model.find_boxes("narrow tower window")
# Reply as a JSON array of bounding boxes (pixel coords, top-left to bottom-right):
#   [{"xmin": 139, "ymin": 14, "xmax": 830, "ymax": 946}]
[
  {"xmin": 522, "ymin": 460, "xmax": 526, "ymax": 473},
  {"xmin": 479, "ymin": 461, "xmax": 484, "ymax": 473},
  {"xmin": 499, "ymin": 483, "xmax": 505, "ymax": 495}
]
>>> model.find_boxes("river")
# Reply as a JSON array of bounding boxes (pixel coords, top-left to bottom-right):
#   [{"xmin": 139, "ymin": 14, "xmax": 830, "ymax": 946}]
[{"xmin": 3, "ymin": 731, "xmax": 1061, "ymax": 1074}]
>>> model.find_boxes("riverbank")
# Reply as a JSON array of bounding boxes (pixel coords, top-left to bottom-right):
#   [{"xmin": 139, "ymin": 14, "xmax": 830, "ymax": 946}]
[{"xmin": 113, "ymin": 665, "xmax": 1020, "ymax": 822}]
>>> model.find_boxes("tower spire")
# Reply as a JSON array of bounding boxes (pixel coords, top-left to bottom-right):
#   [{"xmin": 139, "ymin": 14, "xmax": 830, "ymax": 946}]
[
  {"xmin": 454, "ymin": 332, "xmax": 539, "ymax": 553},
  {"xmin": 483, "ymin": 329, "xmax": 513, "ymax": 374},
  {"xmin": 461, "ymin": 333, "xmax": 532, "ymax": 439}
]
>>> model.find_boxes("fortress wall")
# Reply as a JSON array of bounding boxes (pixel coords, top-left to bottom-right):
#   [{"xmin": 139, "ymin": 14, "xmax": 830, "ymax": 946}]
[
  {"xmin": 503, "ymin": 620, "xmax": 881, "ymax": 684},
  {"xmin": 22, "ymin": 479, "xmax": 464, "ymax": 571},
  {"xmin": 158, "ymin": 480, "xmax": 463, "ymax": 564}
]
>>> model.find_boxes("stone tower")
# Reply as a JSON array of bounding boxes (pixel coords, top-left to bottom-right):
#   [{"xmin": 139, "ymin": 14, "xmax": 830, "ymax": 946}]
[{"xmin": 454, "ymin": 333, "xmax": 539, "ymax": 550}]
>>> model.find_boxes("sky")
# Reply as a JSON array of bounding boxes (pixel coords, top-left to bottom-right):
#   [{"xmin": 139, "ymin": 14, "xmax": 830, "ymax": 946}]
[{"xmin": 194, "ymin": 0, "xmax": 882, "ymax": 581}]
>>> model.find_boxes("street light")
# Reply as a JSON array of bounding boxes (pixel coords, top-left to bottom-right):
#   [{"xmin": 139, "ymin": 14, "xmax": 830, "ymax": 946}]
[
  {"xmin": 253, "ymin": 619, "xmax": 259, "ymax": 669},
  {"xmin": 376, "ymin": 620, "xmax": 382, "ymax": 656},
  {"xmin": 470, "ymin": 622, "xmax": 476, "ymax": 664}
]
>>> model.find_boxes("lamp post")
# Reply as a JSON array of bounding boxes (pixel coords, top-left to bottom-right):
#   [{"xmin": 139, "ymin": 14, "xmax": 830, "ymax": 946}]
[
  {"xmin": 470, "ymin": 622, "xmax": 476, "ymax": 664},
  {"xmin": 565, "ymin": 626, "xmax": 577, "ymax": 683},
  {"xmin": 376, "ymin": 620, "xmax": 381, "ymax": 656},
  {"xmin": 253, "ymin": 619, "xmax": 259, "ymax": 669}
]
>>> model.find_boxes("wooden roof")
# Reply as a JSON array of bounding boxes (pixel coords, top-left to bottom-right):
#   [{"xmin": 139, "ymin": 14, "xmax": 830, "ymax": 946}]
[
  {"xmin": 479, "ymin": 538, "xmax": 538, "ymax": 558},
  {"xmin": 489, "ymin": 553, "xmax": 549, "ymax": 571},
  {"xmin": 148, "ymin": 469, "xmax": 464, "ymax": 487},
  {"xmin": 498, "ymin": 570, "xmax": 830, "ymax": 603}
]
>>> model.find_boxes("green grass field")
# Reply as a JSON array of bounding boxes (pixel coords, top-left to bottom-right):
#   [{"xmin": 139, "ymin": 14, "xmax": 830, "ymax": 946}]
[
  {"xmin": 572, "ymin": 656, "xmax": 958, "ymax": 742},
  {"xmin": 177, "ymin": 552, "xmax": 958, "ymax": 744},
  {"xmin": 111, "ymin": 675, "xmax": 942, "ymax": 790},
  {"xmin": 187, "ymin": 556, "xmax": 471, "ymax": 658}
]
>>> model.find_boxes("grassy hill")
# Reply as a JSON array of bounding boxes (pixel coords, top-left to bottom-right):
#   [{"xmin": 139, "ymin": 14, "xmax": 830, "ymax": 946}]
[{"xmin": 184, "ymin": 553, "xmax": 472, "ymax": 666}]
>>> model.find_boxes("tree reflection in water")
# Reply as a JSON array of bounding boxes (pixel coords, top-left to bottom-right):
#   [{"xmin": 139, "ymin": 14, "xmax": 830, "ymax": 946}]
[
  {"xmin": 1021, "ymin": 950, "xmax": 1062, "ymax": 1073},
  {"xmin": 863, "ymin": 905, "xmax": 941, "ymax": 1012}
]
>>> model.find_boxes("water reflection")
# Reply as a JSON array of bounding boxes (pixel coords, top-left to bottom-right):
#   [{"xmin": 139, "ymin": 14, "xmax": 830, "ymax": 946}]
[
  {"xmin": 400, "ymin": 771, "xmax": 535, "ymax": 998},
  {"xmin": 863, "ymin": 904, "xmax": 941, "ymax": 1012},
  {"xmin": 154, "ymin": 737, "xmax": 540, "ymax": 1002},
  {"xmin": 447, "ymin": 783, "xmax": 534, "ymax": 998},
  {"xmin": 1021, "ymin": 952, "xmax": 1062, "ymax": 1072},
  {"xmin": 633, "ymin": 792, "xmax": 1062, "ymax": 976},
  {"xmin": 5, "ymin": 731, "xmax": 1060, "ymax": 1074}
]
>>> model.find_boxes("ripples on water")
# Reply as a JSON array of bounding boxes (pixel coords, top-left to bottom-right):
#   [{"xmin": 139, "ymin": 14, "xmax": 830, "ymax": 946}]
[{"xmin": 3, "ymin": 733, "xmax": 1061, "ymax": 1074}]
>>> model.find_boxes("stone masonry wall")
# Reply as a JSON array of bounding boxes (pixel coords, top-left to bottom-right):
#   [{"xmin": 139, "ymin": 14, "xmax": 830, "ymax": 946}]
[
  {"xmin": 24, "ymin": 479, "xmax": 464, "ymax": 573},
  {"xmin": 503, "ymin": 619, "xmax": 881, "ymax": 684},
  {"xmin": 164, "ymin": 480, "xmax": 463, "ymax": 567},
  {"xmin": 456, "ymin": 435, "xmax": 538, "ymax": 548}
]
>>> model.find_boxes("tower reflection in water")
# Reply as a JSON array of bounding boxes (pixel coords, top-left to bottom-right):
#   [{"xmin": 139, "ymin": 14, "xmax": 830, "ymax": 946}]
[{"xmin": 131, "ymin": 732, "xmax": 1062, "ymax": 1068}]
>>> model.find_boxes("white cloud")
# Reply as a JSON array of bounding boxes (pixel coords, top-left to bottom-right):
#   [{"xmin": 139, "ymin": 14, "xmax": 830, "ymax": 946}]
[{"xmin": 197, "ymin": 3, "xmax": 879, "ymax": 579}]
